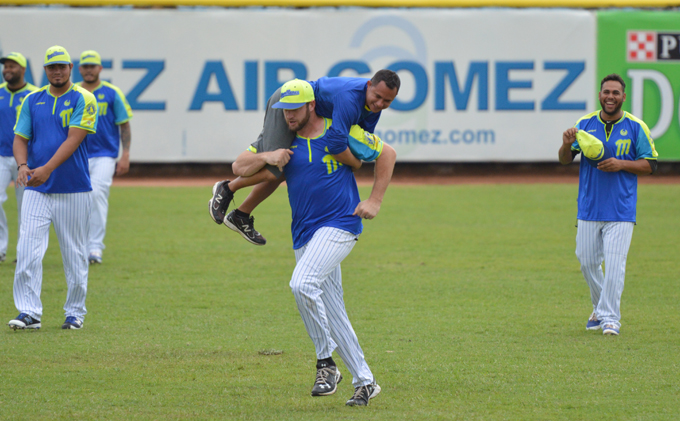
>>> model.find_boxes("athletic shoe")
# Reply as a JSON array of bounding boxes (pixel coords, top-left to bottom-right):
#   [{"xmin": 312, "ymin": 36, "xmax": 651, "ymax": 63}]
[
  {"xmin": 602, "ymin": 324, "xmax": 619, "ymax": 336},
  {"xmin": 586, "ymin": 312, "xmax": 601, "ymax": 330},
  {"xmin": 224, "ymin": 210, "xmax": 266, "ymax": 246},
  {"xmin": 0, "ymin": 253, "xmax": 5, "ymax": 263},
  {"xmin": 88, "ymin": 251, "xmax": 102, "ymax": 265},
  {"xmin": 311, "ymin": 366, "xmax": 342, "ymax": 396},
  {"xmin": 346, "ymin": 383, "xmax": 381, "ymax": 406},
  {"xmin": 8, "ymin": 313, "xmax": 41, "ymax": 330},
  {"xmin": 208, "ymin": 180, "xmax": 233, "ymax": 224},
  {"xmin": 62, "ymin": 316, "xmax": 83, "ymax": 330}
]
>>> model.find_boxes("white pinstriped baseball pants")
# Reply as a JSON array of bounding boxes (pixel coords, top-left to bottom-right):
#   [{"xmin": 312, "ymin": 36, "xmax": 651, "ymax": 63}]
[
  {"xmin": 291, "ymin": 227, "xmax": 375, "ymax": 387},
  {"xmin": 13, "ymin": 190, "xmax": 91, "ymax": 320},
  {"xmin": 0, "ymin": 156, "xmax": 24, "ymax": 255},
  {"xmin": 576, "ymin": 220, "xmax": 634, "ymax": 329},
  {"xmin": 88, "ymin": 157, "xmax": 116, "ymax": 255}
]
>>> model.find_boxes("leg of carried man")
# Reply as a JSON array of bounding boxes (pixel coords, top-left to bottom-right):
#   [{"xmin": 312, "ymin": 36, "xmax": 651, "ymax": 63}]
[
  {"xmin": 210, "ymin": 88, "xmax": 294, "ymax": 244},
  {"xmin": 597, "ymin": 222, "xmax": 634, "ymax": 330},
  {"xmin": 53, "ymin": 192, "xmax": 91, "ymax": 325}
]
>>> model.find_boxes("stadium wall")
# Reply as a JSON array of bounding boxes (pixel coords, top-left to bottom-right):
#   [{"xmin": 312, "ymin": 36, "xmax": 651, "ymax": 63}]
[{"xmin": 1, "ymin": 7, "xmax": 679, "ymax": 163}]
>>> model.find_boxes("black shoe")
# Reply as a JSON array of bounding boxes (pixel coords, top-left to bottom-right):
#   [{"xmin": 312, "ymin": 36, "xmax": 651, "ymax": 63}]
[
  {"xmin": 311, "ymin": 366, "xmax": 342, "ymax": 396},
  {"xmin": 224, "ymin": 210, "xmax": 266, "ymax": 246},
  {"xmin": 208, "ymin": 180, "xmax": 233, "ymax": 224},
  {"xmin": 346, "ymin": 383, "xmax": 381, "ymax": 406},
  {"xmin": 8, "ymin": 313, "xmax": 41, "ymax": 330}
]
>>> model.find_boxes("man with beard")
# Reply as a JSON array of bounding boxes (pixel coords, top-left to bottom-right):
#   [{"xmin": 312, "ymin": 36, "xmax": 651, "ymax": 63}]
[
  {"xmin": 208, "ymin": 70, "xmax": 399, "ymax": 246},
  {"xmin": 271, "ymin": 79, "xmax": 390, "ymax": 406},
  {"xmin": 8, "ymin": 46, "xmax": 98, "ymax": 331},
  {"xmin": 559, "ymin": 73, "xmax": 658, "ymax": 336},
  {"xmin": 76, "ymin": 50, "xmax": 133, "ymax": 265},
  {"xmin": 0, "ymin": 52, "xmax": 37, "ymax": 263}
]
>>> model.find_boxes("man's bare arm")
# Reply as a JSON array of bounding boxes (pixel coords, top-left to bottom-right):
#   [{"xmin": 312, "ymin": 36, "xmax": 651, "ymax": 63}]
[
  {"xmin": 333, "ymin": 147, "xmax": 362, "ymax": 170},
  {"xmin": 232, "ymin": 148, "xmax": 293, "ymax": 177},
  {"xmin": 116, "ymin": 122, "xmax": 131, "ymax": 175},
  {"xmin": 353, "ymin": 143, "xmax": 396, "ymax": 219}
]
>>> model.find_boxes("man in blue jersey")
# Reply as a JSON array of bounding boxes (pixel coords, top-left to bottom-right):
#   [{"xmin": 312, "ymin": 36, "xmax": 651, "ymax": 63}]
[
  {"xmin": 559, "ymin": 73, "xmax": 658, "ymax": 336},
  {"xmin": 274, "ymin": 80, "xmax": 392, "ymax": 406},
  {"xmin": 77, "ymin": 50, "xmax": 133, "ymax": 265},
  {"xmin": 8, "ymin": 46, "xmax": 98, "ymax": 331},
  {"xmin": 209, "ymin": 70, "xmax": 399, "ymax": 245},
  {"xmin": 0, "ymin": 52, "xmax": 37, "ymax": 263}
]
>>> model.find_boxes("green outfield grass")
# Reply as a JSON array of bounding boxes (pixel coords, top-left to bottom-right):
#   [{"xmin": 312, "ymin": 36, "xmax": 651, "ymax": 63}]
[{"xmin": 0, "ymin": 183, "xmax": 678, "ymax": 421}]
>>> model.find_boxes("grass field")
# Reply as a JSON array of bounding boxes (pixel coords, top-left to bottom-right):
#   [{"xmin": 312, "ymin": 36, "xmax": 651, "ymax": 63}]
[{"xmin": 0, "ymin": 183, "xmax": 678, "ymax": 420}]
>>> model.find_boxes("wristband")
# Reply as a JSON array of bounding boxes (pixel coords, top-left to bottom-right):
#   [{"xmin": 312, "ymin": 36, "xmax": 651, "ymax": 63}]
[{"xmin": 17, "ymin": 163, "xmax": 27, "ymax": 170}]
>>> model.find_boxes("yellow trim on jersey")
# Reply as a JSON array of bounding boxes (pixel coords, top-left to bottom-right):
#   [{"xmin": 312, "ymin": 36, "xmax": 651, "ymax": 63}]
[
  {"xmin": 1, "ymin": 82, "xmax": 38, "ymax": 107},
  {"xmin": 72, "ymin": 84, "xmax": 98, "ymax": 133},
  {"xmin": 624, "ymin": 112, "xmax": 658, "ymax": 158},
  {"xmin": 101, "ymin": 80, "xmax": 134, "ymax": 123},
  {"xmin": 46, "ymin": 83, "xmax": 76, "ymax": 115}
]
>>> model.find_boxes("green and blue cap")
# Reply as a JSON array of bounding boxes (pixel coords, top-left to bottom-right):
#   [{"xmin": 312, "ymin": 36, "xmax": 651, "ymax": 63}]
[
  {"xmin": 0, "ymin": 52, "xmax": 27, "ymax": 68},
  {"xmin": 271, "ymin": 79, "xmax": 315, "ymax": 110},
  {"xmin": 79, "ymin": 50, "xmax": 101, "ymax": 66},
  {"xmin": 44, "ymin": 45, "xmax": 72, "ymax": 66}
]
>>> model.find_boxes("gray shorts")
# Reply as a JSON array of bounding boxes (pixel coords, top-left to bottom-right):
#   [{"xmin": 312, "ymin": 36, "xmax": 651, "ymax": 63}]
[{"xmin": 250, "ymin": 88, "xmax": 296, "ymax": 178}]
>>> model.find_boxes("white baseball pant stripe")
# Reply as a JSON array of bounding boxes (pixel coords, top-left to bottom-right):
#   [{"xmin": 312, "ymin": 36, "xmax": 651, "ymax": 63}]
[
  {"xmin": 88, "ymin": 157, "xmax": 116, "ymax": 254},
  {"xmin": 575, "ymin": 220, "xmax": 634, "ymax": 329},
  {"xmin": 291, "ymin": 226, "xmax": 374, "ymax": 387},
  {"xmin": 0, "ymin": 156, "xmax": 25, "ymax": 255},
  {"xmin": 14, "ymin": 190, "xmax": 91, "ymax": 320}
]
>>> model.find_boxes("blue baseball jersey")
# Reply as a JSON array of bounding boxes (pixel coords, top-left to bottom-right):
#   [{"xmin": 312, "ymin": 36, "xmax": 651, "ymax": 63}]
[
  {"xmin": 77, "ymin": 81, "xmax": 132, "ymax": 158},
  {"xmin": 0, "ymin": 82, "xmax": 38, "ymax": 157},
  {"xmin": 572, "ymin": 111, "xmax": 658, "ymax": 222},
  {"xmin": 14, "ymin": 84, "xmax": 98, "ymax": 194},
  {"xmin": 308, "ymin": 77, "xmax": 381, "ymax": 155},
  {"xmin": 285, "ymin": 117, "xmax": 363, "ymax": 249}
]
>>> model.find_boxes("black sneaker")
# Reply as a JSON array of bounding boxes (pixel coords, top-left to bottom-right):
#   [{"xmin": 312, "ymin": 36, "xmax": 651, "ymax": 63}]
[
  {"xmin": 8, "ymin": 313, "xmax": 41, "ymax": 330},
  {"xmin": 224, "ymin": 210, "xmax": 266, "ymax": 246},
  {"xmin": 346, "ymin": 383, "xmax": 381, "ymax": 406},
  {"xmin": 62, "ymin": 316, "xmax": 83, "ymax": 330},
  {"xmin": 208, "ymin": 180, "xmax": 233, "ymax": 224},
  {"xmin": 311, "ymin": 366, "xmax": 342, "ymax": 396}
]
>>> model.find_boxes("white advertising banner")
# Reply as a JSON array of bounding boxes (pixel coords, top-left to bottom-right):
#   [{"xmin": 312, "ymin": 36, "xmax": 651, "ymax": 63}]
[{"xmin": 0, "ymin": 8, "xmax": 596, "ymax": 162}]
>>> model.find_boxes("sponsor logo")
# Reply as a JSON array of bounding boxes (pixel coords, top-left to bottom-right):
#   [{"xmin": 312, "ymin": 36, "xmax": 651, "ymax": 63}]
[
  {"xmin": 82, "ymin": 54, "xmax": 97, "ymax": 61},
  {"xmin": 47, "ymin": 51, "xmax": 65, "ymax": 60},
  {"xmin": 98, "ymin": 94, "xmax": 105, "ymax": 100},
  {"xmin": 86, "ymin": 103, "xmax": 95, "ymax": 115},
  {"xmin": 37, "ymin": 102, "xmax": 46, "ymax": 105},
  {"xmin": 64, "ymin": 100, "xmax": 71, "ymax": 106},
  {"xmin": 621, "ymin": 129, "xmax": 628, "ymax": 136},
  {"xmin": 627, "ymin": 31, "xmax": 680, "ymax": 62},
  {"xmin": 365, "ymin": 132, "xmax": 376, "ymax": 146},
  {"xmin": 280, "ymin": 90, "xmax": 300, "ymax": 98},
  {"xmin": 588, "ymin": 129, "xmax": 597, "ymax": 133}
]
